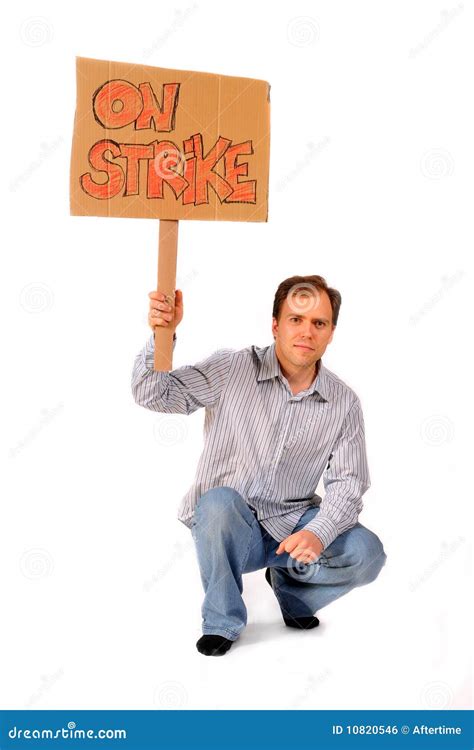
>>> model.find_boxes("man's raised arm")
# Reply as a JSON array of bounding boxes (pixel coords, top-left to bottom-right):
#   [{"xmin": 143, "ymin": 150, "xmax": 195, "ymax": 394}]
[
  {"xmin": 131, "ymin": 289, "xmax": 233, "ymax": 415},
  {"xmin": 131, "ymin": 334, "xmax": 233, "ymax": 414}
]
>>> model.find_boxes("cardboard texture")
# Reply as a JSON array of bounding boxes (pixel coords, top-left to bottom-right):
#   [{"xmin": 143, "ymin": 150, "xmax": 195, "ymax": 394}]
[{"xmin": 70, "ymin": 57, "xmax": 270, "ymax": 222}]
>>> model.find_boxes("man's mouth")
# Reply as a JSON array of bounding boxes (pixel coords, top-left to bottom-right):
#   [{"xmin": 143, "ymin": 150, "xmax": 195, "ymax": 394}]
[{"xmin": 294, "ymin": 344, "xmax": 314, "ymax": 351}]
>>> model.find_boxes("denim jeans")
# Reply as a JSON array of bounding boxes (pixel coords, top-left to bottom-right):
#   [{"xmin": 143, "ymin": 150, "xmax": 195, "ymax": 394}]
[{"xmin": 190, "ymin": 486, "xmax": 387, "ymax": 641}]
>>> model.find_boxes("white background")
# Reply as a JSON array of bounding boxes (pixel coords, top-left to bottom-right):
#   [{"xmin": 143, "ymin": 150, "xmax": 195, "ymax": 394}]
[{"xmin": 1, "ymin": 0, "xmax": 471, "ymax": 711}]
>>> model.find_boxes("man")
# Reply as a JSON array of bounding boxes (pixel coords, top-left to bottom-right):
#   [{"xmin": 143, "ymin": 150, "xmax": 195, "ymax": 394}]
[{"xmin": 131, "ymin": 275, "xmax": 387, "ymax": 656}]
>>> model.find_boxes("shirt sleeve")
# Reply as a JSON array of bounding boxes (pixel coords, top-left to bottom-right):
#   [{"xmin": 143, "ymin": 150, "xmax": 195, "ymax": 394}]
[
  {"xmin": 131, "ymin": 332, "xmax": 234, "ymax": 415},
  {"xmin": 302, "ymin": 397, "xmax": 371, "ymax": 550}
]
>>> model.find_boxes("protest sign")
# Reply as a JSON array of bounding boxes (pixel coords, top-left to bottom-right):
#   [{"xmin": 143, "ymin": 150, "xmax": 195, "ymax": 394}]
[{"xmin": 70, "ymin": 57, "xmax": 270, "ymax": 368}]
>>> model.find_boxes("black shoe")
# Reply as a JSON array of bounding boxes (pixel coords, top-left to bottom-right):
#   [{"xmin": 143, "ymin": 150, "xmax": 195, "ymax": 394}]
[
  {"xmin": 196, "ymin": 634, "xmax": 234, "ymax": 656},
  {"xmin": 265, "ymin": 567, "xmax": 320, "ymax": 630},
  {"xmin": 265, "ymin": 566, "xmax": 273, "ymax": 588}
]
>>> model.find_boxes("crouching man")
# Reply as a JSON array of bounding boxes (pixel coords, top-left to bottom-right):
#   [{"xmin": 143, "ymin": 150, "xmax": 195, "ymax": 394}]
[{"xmin": 131, "ymin": 275, "xmax": 387, "ymax": 656}]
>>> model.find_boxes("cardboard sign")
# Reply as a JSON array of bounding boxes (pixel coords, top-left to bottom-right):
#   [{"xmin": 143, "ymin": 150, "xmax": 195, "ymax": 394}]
[{"xmin": 70, "ymin": 57, "xmax": 270, "ymax": 222}]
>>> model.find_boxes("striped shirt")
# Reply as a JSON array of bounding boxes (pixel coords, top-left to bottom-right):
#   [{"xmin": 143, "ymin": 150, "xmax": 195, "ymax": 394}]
[{"xmin": 131, "ymin": 334, "xmax": 370, "ymax": 549}]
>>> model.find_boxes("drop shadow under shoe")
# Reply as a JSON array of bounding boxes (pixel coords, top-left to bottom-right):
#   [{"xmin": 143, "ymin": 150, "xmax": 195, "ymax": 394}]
[{"xmin": 265, "ymin": 567, "xmax": 320, "ymax": 630}]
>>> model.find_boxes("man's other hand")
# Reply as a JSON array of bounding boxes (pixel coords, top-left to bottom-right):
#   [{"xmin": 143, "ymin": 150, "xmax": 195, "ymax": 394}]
[{"xmin": 276, "ymin": 530, "xmax": 324, "ymax": 563}]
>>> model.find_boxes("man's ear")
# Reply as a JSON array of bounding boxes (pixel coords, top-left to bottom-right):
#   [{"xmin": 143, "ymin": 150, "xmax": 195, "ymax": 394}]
[
  {"xmin": 271, "ymin": 316, "xmax": 278, "ymax": 340},
  {"xmin": 328, "ymin": 325, "xmax": 336, "ymax": 344}
]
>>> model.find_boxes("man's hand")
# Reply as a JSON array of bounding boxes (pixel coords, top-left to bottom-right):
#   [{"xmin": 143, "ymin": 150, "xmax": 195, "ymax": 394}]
[
  {"xmin": 148, "ymin": 289, "xmax": 183, "ymax": 332},
  {"xmin": 276, "ymin": 530, "xmax": 324, "ymax": 563}
]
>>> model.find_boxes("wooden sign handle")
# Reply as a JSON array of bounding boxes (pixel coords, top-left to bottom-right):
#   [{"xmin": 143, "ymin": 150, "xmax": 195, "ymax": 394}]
[{"xmin": 154, "ymin": 219, "xmax": 179, "ymax": 371}]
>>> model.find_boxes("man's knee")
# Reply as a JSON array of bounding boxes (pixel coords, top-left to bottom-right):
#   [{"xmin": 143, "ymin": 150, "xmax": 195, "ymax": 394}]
[
  {"xmin": 351, "ymin": 527, "xmax": 387, "ymax": 584},
  {"xmin": 195, "ymin": 486, "xmax": 244, "ymax": 525}
]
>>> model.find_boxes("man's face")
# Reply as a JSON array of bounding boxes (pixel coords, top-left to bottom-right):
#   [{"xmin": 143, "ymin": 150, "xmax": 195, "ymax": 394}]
[{"xmin": 271, "ymin": 286, "xmax": 335, "ymax": 372}]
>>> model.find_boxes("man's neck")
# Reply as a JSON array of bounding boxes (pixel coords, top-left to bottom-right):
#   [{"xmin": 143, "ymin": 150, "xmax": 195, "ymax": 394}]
[{"xmin": 279, "ymin": 357, "xmax": 321, "ymax": 394}]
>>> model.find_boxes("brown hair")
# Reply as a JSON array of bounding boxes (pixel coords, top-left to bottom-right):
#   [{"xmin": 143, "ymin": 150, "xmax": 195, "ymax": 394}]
[{"xmin": 272, "ymin": 275, "xmax": 341, "ymax": 326}]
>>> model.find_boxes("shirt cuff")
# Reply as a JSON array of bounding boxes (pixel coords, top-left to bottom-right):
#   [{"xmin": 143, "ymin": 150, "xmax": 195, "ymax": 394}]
[
  {"xmin": 302, "ymin": 514, "xmax": 340, "ymax": 551},
  {"xmin": 143, "ymin": 331, "xmax": 177, "ymax": 369}
]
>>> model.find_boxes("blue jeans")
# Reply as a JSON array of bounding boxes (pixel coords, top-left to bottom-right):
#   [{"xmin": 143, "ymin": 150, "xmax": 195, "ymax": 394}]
[{"xmin": 191, "ymin": 486, "xmax": 387, "ymax": 641}]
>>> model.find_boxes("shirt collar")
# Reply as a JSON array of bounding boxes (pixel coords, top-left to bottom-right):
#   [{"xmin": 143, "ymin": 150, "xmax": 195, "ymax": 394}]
[{"xmin": 256, "ymin": 343, "xmax": 330, "ymax": 401}]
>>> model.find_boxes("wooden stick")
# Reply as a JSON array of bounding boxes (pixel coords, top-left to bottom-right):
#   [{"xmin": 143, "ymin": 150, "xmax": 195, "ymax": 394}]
[{"xmin": 154, "ymin": 219, "xmax": 179, "ymax": 371}]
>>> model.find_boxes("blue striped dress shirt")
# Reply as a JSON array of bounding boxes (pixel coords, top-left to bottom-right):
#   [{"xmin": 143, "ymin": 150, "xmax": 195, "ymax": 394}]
[{"xmin": 131, "ymin": 333, "xmax": 370, "ymax": 549}]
